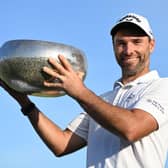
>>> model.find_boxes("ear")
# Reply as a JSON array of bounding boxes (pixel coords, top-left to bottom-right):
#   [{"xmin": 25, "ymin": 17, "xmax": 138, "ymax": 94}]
[{"xmin": 149, "ymin": 39, "xmax": 155, "ymax": 53}]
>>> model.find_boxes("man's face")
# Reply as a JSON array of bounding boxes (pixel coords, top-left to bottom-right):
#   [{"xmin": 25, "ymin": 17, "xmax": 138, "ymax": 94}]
[{"xmin": 113, "ymin": 29, "xmax": 155, "ymax": 77}]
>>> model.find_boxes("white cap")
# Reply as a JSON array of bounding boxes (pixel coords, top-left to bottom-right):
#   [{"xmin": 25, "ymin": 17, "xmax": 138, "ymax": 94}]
[{"xmin": 110, "ymin": 13, "xmax": 154, "ymax": 39}]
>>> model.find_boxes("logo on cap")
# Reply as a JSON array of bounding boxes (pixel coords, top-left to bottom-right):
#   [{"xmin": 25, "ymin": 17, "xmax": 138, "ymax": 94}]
[{"xmin": 119, "ymin": 14, "xmax": 141, "ymax": 23}]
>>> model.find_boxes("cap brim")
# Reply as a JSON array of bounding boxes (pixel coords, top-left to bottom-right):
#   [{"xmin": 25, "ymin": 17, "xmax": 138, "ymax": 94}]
[{"xmin": 111, "ymin": 22, "xmax": 146, "ymax": 36}]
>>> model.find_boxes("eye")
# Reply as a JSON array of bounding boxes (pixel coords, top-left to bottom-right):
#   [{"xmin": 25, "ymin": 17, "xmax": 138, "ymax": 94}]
[
  {"xmin": 116, "ymin": 40, "xmax": 126, "ymax": 46},
  {"xmin": 133, "ymin": 39, "xmax": 142, "ymax": 44}
]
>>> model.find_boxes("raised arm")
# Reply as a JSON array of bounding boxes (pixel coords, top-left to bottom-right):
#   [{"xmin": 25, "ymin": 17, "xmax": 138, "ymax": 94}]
[{"xmin": 0, "ymin": 80, "xmax": 86, "ymax": 156}]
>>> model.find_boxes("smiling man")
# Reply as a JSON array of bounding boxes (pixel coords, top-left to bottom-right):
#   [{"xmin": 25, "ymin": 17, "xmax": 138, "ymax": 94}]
[
  {"xmin": 111, "ymin": 14, "xmax": 155, "ymax": 83},
  {"xmin": 1, "ymin": 13, "xmax": 168, "ymax": 168}
]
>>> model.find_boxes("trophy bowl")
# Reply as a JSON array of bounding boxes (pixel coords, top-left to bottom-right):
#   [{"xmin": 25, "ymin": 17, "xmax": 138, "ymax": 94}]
[{"xmin": 0, "ymin": 39, "xmax": 87, "ymax": 97}]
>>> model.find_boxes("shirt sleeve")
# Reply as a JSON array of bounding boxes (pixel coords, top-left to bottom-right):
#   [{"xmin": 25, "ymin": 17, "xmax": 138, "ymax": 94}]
[
  {"xmin": 67, "ymin": 112, "xmax": 90, "ymax": 141},
  {"xmin": 133, "ymin": 78, "xmax": 168, "ymax": 128}
]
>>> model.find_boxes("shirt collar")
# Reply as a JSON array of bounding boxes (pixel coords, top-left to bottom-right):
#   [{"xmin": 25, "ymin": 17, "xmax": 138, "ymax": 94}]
[{"xmin": 113, "ymin": 70, "xmax": 160, "ymax": 90}]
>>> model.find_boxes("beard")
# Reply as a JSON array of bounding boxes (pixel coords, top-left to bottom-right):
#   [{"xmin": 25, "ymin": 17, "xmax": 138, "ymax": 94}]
[
  {"xmin": 117, "ymin": 53, "xmax": 147, "ymax": 77},
  {"xmin": 122, "ymin": 61, "xmax": 145, "ymax": 77}
]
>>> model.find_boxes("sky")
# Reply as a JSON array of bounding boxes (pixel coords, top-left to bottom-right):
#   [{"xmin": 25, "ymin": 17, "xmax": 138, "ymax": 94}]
[{"xmin": 0, "ymin": 0, "xmax": 168, "ymax": 168}]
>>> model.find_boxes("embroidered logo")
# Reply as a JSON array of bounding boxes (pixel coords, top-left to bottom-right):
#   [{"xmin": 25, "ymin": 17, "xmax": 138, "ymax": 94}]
[
  {"xmin": 147, "ymin": 99, "xmax": 165, "ymax": 113},
  {"xmin": 119, "ymin": 14, "xmax": 141, "ymax": 23},
  {"xmin": 126, "ymin": 93, "xmax": 136, "ymax": 103}
]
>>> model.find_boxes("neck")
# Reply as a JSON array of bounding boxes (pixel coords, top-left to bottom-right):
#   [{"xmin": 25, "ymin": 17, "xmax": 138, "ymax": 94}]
[{"xmin": 121, "ymin": 69, "xmax": 149, "ymax": 84}]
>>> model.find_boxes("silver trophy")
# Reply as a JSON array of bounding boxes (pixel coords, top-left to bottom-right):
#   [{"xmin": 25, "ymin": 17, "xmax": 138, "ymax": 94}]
[{"xmin": 0, "ymin": 39, "xmax": 87, "ymax": 97}]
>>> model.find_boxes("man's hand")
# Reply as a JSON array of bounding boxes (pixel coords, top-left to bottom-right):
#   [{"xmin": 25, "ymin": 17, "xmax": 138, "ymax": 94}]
[
  {"xmin": 43, "ymin": 55, "xmax": 87, "ymax": 99},
  {"xmin": 0, "ymin": 79, "xmax": 31, "ymax": 107}
]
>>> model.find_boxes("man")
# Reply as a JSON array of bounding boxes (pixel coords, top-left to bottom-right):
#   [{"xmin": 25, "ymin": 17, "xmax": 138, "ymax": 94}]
[{"xmin": 1, "ymin": 13, "xmax": 168, "ymax": 168}]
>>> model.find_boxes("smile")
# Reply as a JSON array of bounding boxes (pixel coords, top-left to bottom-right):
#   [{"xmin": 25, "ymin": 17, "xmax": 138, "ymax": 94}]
[{"xmin": 122, "ymin": 57, "xmax": 138, "ymax": 63}]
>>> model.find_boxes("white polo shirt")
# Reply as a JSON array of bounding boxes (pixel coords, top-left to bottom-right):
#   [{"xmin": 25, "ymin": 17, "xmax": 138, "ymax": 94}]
[{"xmin": 68, "ymin": 71, "xmax": 168, "ymax": 168}]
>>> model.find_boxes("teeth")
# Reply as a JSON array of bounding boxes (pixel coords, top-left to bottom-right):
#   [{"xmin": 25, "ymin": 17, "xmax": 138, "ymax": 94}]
[
  {"xmin": 122, "ymin": 58, "xmax": 138, "ymax": 64},
  {"xmin": 124, "ymin": 58, "xmax": 137, "ymax": 61}
]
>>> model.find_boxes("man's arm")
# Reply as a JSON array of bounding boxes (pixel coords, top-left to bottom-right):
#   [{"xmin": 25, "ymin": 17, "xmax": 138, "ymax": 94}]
[
  {"xmin": 27, "ymin": 106, "xmax": 86, "ymax": 156},
  {"xmin": 0, "ymin": 80, "xmax": 86, "ymax": 156},
  {"xmin": 76, "ymin": 87, "xmax": 158, "ymax": 142},
  {"xmin": 43, "ymin": 55, "xmax": 158, "ymax": 142}
]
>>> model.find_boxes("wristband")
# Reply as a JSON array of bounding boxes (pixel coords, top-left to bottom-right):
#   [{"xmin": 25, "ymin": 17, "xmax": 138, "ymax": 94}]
[{"xmin": 21, "ymin": 103, "xmax": 36, "ymax": 116}]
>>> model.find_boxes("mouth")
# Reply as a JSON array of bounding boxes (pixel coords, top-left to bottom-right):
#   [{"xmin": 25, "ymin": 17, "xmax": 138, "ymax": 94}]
[{"xmin": 121, "ymin": 56, "xmax": 139, "ymax": 65}]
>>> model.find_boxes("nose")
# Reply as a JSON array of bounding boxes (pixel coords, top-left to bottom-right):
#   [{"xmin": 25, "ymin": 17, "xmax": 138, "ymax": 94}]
[{"xmin": 123, "ymin": 42, "xmax": 134, "ymax": 56}]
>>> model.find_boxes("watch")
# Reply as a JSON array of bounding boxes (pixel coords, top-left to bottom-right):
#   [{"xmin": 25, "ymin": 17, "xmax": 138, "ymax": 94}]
[{"xmin": 21, "ymin": 103, "xmax": 36, "ymax": 116}]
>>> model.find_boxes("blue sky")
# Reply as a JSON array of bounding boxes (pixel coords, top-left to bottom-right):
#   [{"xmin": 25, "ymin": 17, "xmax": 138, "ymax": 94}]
[{"xmin": 0, "ymin": 0, "xmax": 168, "ymax": 168}]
